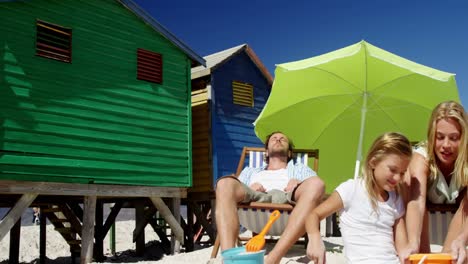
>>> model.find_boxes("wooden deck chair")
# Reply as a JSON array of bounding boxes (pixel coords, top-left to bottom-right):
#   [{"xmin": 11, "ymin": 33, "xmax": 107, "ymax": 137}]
[
  {"xmin": 427, "ymin": 203, "xmax": 458, "ymax": 245},
  {"xmin": 211, "ymin": 147, "xmax": 334, "ymax": 258}
]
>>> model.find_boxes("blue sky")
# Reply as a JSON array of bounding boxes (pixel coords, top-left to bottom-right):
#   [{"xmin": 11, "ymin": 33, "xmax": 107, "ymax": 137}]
[{"xmin": 134, "ymin": 0, "xmax": 468, "ymax": 106}]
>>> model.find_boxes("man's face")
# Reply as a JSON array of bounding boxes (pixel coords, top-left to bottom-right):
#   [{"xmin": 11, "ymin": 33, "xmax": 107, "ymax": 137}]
[{"xmin": 267, "ymin": 132, "xmax": 290, "ymax": 157}]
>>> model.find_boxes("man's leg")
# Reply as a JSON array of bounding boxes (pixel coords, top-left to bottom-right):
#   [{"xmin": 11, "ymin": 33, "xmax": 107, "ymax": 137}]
[
  {"xmin": 215, "ymin": 177, "xmax": 246, "ymax": 251},
  {"xmin": 265, "ymin": 177, "xmax": 325, "ymax": 264}
]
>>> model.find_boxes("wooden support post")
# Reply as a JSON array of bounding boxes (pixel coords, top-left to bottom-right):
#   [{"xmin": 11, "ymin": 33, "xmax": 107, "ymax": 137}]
[
  {"xmin": 149, "ymin": 197, "xmax": 184, "ymax": 247},
  {"xmin": 135, "ymin": 201, "xmax": 145, "ymax": 256},
  {"xmin": 80, "ymin": 195, "xmax": 96, "ymax": 264},
  {"xmin": 133, "ymin": 205, "xmax": 156, "ymax": 243},
  {"xmin": 171, "ymin": 198, "xmax": 181, "ymax": 254},
  {"xmin": 94, "ymin": 200, "xmax": 104, "ymax": 261},
  {"xmin": 186, "ymin": 201, "xmax": 194, "ymax": 252},
  {"xmin": 9, "ymin": 216, "xmax": 21, "ymax": 264},
  {"xmin": 0, "ymin": 193, "xmax": 37, "ymax": 241},
  {"xmin": 189, "ymin": 200, "xmax": 216, "ymax": 242},
  {"xmin": 39, "ymin": 206, "xmax": 46, "ymax": 264}
]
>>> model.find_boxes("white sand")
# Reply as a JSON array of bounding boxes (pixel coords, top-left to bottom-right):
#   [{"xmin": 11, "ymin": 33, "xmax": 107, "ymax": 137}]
[
  {"xmin": 0, "ymin": 211, "xmax": 344, "ymax": 264},
  {"xmin": 0, "ymin": 208, "xmax": 442, "ymax": 263}
]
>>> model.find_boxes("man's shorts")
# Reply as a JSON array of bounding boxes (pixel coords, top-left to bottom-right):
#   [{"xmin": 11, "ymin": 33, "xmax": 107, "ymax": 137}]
[{"xmin": 217, "ymin": 175, "xmax": 300, "ymax": 205}]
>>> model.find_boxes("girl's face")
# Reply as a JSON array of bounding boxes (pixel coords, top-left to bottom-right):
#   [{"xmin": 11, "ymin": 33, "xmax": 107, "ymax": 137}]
[
  {"xmin": 371, "ymin": 154, "xmax": 410, "ymax": 199},
  {"xmin": 434, "ymin": 118, "xmax": 461, "ymax": 168}
]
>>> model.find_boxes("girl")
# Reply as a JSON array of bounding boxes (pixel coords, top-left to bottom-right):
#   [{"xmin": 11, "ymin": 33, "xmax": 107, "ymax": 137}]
[
  {"xmin": 404, "ymin": 101, "xmax": 468, "ymax": 262},
  {"xmin": 306, "ymin": 132, "xmax": 412, "ymax": 264}
]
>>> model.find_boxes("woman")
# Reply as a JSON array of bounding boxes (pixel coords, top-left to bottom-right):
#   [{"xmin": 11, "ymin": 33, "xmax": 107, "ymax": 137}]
[{"xmin": 404, "ymin": 101, "xmax": 468, "ymax": 262}]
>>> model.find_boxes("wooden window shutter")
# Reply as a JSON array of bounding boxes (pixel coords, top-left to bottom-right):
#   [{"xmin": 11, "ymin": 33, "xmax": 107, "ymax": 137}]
[
  {"xmin": 36, "ymin": 20, "xmax": 72, "ymax": 63},
  {"xmin": 137, "ymin": 48, "xmax": 163, "ymax": 84},
  {"xmin": 232, "ymin": 81, "xmax": 254, "ymax": 107}
]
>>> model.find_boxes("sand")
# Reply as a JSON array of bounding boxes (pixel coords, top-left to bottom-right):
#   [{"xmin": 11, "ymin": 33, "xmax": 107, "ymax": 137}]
[
  {"xmin": 0, "ymin": 207, "xmax": 344, "ymax": 264},
  {"xmin": 0, "ymin": 208, "xmax": 442, "ymax": 264}
]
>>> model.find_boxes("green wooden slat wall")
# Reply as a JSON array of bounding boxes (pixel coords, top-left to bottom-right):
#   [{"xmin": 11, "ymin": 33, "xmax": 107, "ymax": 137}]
[{"xmin": 0, "ymin": 0, "xmax": 192, "ymax": 187}]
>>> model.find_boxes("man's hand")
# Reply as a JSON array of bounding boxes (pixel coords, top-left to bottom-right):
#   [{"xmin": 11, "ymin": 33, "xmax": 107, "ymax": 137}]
[
  {"xmin": 284, "ymin": 179, "xmax": 301, "ymax": 192},
  {"xmin": 250, "ymin": 182, "xmax": 266, "ymax": 192}
]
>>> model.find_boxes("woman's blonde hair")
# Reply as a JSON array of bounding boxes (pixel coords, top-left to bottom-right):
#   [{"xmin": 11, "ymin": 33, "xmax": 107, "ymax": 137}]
[
  {"xmin": 426, "ymin": 101, "xmax": 468, "ymax": 188},
  {"xmin": 362, "ymin": 132, "xmax": 413, "ymax": 210}
]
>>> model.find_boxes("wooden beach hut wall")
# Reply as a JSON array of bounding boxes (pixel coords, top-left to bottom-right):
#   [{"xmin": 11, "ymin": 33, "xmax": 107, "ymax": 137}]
[
  {"xmin": 0, "ymin": 0, "xmax": 204, "ymax": 262},
  {"xmin": 188, "ymin": 44, "xmax": 272, "ymax": 245},
  {"xmin": 190, "ymin": 44, "xmax": 272, "ymax": 190}
]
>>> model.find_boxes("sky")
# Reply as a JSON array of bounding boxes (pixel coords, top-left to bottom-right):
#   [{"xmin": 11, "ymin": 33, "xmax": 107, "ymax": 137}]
[{"xmin": 134, "ymin": 0, "xmax": 468, "ymax": 106}]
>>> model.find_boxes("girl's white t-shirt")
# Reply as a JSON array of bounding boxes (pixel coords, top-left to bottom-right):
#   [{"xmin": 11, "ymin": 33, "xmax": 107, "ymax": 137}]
[
  {"xmin": 249, "ymin": 168, "xmax": 288, "ymax": 191},
  {"xmin": 336, "ymin": 178, "xmax": 405, "ymax": 264}
]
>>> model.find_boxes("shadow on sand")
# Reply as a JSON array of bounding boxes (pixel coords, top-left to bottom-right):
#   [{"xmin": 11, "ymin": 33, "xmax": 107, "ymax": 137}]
[{"xmin": 0, "ymin": 240, "xmax": 169, "ymax": 264}]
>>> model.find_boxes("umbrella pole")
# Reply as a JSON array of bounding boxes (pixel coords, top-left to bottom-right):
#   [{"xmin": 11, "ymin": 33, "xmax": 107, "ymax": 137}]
[{"xmin": 354, "ymin": 92, "xmax": 368, "ymax": 179}]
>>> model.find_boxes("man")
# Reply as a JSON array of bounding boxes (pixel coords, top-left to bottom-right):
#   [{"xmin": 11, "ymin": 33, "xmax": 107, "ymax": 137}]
[{"xmin": 215, "ymin": 131, "xmax": 325, "ymax": 264}]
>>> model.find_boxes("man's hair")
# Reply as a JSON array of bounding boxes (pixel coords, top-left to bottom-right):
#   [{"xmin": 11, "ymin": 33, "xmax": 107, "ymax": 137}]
[{"xmin": 264, "ymin": 131, "xmax": 294, "ymax": 163}]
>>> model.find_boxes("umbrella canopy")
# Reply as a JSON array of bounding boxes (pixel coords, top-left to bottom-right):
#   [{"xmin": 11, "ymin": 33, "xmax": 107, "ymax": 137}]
[{"xmin": 254, "ymin": 40, "xmax": 459, "ymax": 192}]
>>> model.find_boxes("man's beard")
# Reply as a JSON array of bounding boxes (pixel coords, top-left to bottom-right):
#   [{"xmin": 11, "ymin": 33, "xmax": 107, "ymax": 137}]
[{"xmin": 268, "ymin": 147, "xmax": 288, "ymax": 159}]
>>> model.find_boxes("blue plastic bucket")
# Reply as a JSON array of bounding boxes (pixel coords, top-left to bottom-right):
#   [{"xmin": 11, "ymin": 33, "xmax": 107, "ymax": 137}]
[{"xmin": 221, "ymin": 246, "xmax": 265, "ymax": 264}]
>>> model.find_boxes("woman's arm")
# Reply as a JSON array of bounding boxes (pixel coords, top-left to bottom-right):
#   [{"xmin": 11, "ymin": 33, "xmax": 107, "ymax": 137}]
[
  {"xmin": 444, "ymin": 194, "xmax": 468, "ymax": 264},
  {"xmin": 306, "ymin": 191, "xmax": 344, "ymax": 264},
  {"xmin": 404, "ymin": 153, "xmax": 430, "ymax": 251}
]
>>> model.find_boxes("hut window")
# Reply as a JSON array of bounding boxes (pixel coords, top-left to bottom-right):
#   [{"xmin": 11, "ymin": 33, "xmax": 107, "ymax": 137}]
[
  {"xmin": 137, "ymin": 48, "xmax": 163, "ymax": 84},
  {"xmin": 36, "ymin": 20, "xmax": 72, "ymax": 63},
  {"xmin": 232, "ymin": 81, "xmax": 254, "ymax": 107}
]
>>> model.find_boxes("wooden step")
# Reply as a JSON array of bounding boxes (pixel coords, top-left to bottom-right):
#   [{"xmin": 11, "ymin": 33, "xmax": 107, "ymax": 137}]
[
  {"xmin": 55, "ymin": 227, "xmax": 74, "ymax": 233},
  {"xmin": 50, "ymin": 218, "xmax": 69, "ymax": 223},
  {"xmin": 70, "ymin": 246, "xmax": 81, "ymax": 253},
  {"xmin": 42, "ymin": 207, "xmax": 61, "ymax": 213},
  {"xmin": 66, "ymin": 240, "xmax": 81, "ymax": 245}
]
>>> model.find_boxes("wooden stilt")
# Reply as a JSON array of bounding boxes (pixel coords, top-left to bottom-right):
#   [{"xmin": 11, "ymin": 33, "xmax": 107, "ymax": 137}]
[
  {"xmin": 94, "ymin": 201, "xmax": 104, "ymax": 261},
  {"xmin": 135, "ymin": 201, "xmax": 145, "ymax": 256},
  {"xmin": 39, "ymin": 206, "xmax": 46, "ymax": 264},
  {"xmin": 9, "ymin": 216, "xmax": 21, "ymax": 264},
  {"xmin": 186, "ymin": 202, "xmax": 194, "ymax": 252},
  {"xmin": 80, "ymin": 195, "xmax": 96, "ymax": 264},
  {"xmin": 0, "ymin": 193, "xmax": 37, "ymax": 241},
  {"xmin": 171, "ymin": 198, "xmax": 181, "ymax": 254},
  {"xmin": 149, "ymin": 197, "xmax": 184, "ymax": 246},
  {"xmin": 101, "ymin": 202, "xmax": 122, "ymax": 255}
]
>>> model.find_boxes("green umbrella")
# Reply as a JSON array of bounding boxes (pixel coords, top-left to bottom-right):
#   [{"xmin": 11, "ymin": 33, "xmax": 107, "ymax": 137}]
[{"xmin": 254, "ymin": 40, "xmax": 459, "ymax": 193}]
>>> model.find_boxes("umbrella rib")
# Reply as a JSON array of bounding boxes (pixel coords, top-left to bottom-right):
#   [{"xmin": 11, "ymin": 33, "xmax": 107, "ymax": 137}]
[
  {"xmin": 313, "ymin": 95, "xmax": 363, "ymax": 144},
  {"xmin": 309, "ymin": 67, "xmax": 364, "ymax": 93},
  {"xmin": 372, "ymin": 72, "xmax": 422, "ymax": 94}
]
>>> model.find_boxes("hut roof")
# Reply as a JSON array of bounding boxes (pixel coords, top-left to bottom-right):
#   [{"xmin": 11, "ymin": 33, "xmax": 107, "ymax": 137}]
[
  {"xmin": 120, "ymin": 0, "xmax": 205, "ymax": 67},
  {"xmin": 191, "ymin": 44, "xmax": 273, "ymax": 85}
]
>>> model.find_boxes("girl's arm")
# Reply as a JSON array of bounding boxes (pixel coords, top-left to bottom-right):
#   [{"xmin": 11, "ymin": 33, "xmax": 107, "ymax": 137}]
[
  {"xmin": 393, "ymin": 216, "xmax": 409, "ymax": 263},
  {"xmin": 306, "ymin": 191, "xmax": 344, "ymax": 264},
  {"xmin": 404, "ymin": 153, "xmax": 429, "ymax": 252}
]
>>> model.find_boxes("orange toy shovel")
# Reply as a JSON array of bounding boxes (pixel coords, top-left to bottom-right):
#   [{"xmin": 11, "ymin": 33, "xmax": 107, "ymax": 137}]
[{"xmin": 245, "ymin": 210, "xmax": 281, "ymax": 252}]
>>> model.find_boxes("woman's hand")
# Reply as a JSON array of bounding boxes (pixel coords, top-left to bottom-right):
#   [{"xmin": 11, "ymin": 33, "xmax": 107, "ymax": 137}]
[
  {"xmin": 306, "ymin": 232, "xmax": 326, "ymax": 264},
  {"xmin": 451, "ymin": 235, "xmax": 467, "ymax": 264}
]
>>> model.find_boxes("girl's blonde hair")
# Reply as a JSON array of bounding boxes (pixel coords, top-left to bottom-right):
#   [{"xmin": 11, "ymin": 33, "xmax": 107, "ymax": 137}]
[
  {"xmin": 362, "ymin": 132, "xmax": 413, "ymax": 210},
  {"xmin": 426, "ymin": 101, "xmax": 468, "ymax": 188}
]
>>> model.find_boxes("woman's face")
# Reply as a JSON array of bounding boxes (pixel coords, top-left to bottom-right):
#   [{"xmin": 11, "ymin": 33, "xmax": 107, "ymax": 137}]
[{"xmin": 434, "ymin": 118, "xmax": 461, "ymax": 167}]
